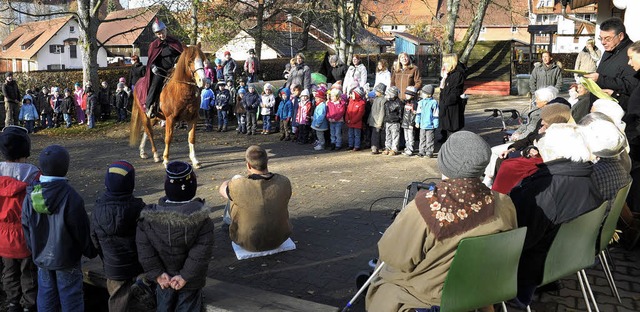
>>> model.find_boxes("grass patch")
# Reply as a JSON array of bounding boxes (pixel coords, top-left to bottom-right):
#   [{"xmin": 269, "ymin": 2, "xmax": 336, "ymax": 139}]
[{"xmin": 36, "ymin": 120, "xmax": 121, "ymax": 137}]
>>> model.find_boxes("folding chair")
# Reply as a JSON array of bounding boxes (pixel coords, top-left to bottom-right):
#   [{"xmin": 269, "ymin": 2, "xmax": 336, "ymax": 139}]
[{"xmin": 439, "ymin": 227, "xmax": 528, "ymax": 312}]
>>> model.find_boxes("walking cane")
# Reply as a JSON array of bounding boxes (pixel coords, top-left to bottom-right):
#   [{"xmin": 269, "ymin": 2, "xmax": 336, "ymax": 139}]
[{"xmin": 339, "ymin": 261, "xmax": 386, "ymax": 312}]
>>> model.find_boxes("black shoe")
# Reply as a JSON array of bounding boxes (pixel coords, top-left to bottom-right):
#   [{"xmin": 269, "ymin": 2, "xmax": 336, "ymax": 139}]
[{"xmin": 7, "ymin": 303, "xmax": 21, "ymax": 312}]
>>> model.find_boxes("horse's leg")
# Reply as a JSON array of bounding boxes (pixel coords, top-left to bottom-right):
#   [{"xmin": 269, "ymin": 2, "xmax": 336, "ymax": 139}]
[
  {"xmin": 188, "ymin": 119, "xmax": 201, "ymax": 169},
  {"xmin": 163, "ymin": 117, "xmax": 174, "ymax": 167},
  {"xmin": 143, "ymin": 117, "xmax": 161, "ymax": 163},
  {"xmin": 139, "ymin": 132, "xmax": 149, "ymax": 159}
]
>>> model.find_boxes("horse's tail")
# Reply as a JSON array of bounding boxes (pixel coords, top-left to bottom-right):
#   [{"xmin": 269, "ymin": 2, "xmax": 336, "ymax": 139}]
[{"xmin": 129, "ymin": 95, "xmax": 143, "ymax": 147}]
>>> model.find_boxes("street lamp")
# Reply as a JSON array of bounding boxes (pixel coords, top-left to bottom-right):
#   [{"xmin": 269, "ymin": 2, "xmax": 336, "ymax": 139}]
[{"xmin": 287, "ymin": 13, "xmax": 293, "ymax": 57}]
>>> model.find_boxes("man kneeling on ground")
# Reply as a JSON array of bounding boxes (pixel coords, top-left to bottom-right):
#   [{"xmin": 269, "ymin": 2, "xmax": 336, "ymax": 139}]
[{"xmin": 219, "ymin": 145, "xmax": 292, "ymax": 252}]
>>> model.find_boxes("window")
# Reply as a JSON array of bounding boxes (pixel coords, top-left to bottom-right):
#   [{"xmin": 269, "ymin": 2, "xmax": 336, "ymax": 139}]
[
  {"xmin": 49, "ymin": 45, "xmax": 64, "ymax": 54},
  {"xmin": 480, "ymin": 26, "xmax": 487, "ymax": 33},
  {"xmin": 47, "ymin": 64, "xmax": 65, "ymax": 70},
  {"xmin": 511, "ymin": 26, "xmax": 517, "ymax": 33},
  {"xmin": 391, "ymin": 25, "xmax": 398, "ymax": 30},
  {"xmin": 70, "ymin": 26, "xmax": 75, "ymax": 33},
  {"xmin": 69, "ymin": 45, "xmax": 77, "ymax": 58}
]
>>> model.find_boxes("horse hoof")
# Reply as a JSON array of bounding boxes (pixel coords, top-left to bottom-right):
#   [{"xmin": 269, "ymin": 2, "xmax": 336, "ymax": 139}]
[
  {"xmin": 193, "ymin": 162, "xmax": 201, "ymax": 169},
  {"xmin": 140, "ymin": 153, "xmax": 149, "ymax": 159},
  {"xmin": 154, "ymin": 157, "xmax": 162, "ymax": 163}
]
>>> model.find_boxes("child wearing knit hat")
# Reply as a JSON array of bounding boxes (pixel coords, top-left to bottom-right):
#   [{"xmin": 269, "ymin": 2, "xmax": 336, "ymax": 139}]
[
  {"xmin": 368, "ymin": 83, "xmax": 388, "ymax": 154},
  {"xmin": 415, "ymin": 84, "xmax": 439, "ymax": 157},
  {"xmin": 136, "ymin": 161, "xmax": 214, "ymax": 311},
  {"xmin": 114, "ymin": 82, "xmax": 129, "ymax": 123},
  {"xmin": 22, "ymin": 144, "xmax": 97, "ymax": 311},
  {"xmin": 401, "ymin": 86, "xmax": 418, "ymax": 156},
  {"xmin": 260, "ymin": 83, "xmax": 275, "ymax": 134},
  {"xmin": 0, "ymin": 126, "xmax": 39, "ymax": 312},
  {"xmin": 311, "ymin": 88, "xmax": 329, "ymax": 150},
  {"xmin": 383, "ymin": 86, "xmax": 403, "ymax": 155},
  {"xmin": 345, "ymin": 87, "xmax": 367, "ymax": 151},
  {"xmin": 91, "ymin": 161, "xmax": 146, "ymax": 311},
  {"xmin": 326, "ymin": 88, "xmax": 346, "ymax": 150}
]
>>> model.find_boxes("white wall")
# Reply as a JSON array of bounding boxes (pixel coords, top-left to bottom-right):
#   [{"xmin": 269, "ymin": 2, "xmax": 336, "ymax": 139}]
[
  {"xmin": 215, "ymin": 31, "xmax": 280, "ymax": 61},
  {"xmin": 33, "ymin": 19, "xmax": 107, "ymax": 70}
]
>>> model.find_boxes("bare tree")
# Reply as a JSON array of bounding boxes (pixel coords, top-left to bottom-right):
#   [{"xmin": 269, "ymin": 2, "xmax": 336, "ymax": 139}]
[
  {"xmin": 331, "ymin": 0, "xmax": 362, "ymax": 64},
  {"xmin": 457, "ymin": 0, "xmax": 490, "ymax": 63},
  {"xmin": 443, "ymin": 0, "xmax": 461, "ymax": 54}
]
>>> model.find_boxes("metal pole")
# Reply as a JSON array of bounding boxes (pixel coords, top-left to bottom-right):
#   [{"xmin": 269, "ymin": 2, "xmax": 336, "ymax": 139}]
[{"xmin": 287, "ymin": 14, "xmax": 293, "ymax": 57}]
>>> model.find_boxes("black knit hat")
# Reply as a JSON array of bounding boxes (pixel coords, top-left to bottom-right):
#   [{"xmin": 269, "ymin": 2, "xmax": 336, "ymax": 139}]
[
  {"xmin": 105, "ymin": 161, "xmax": 135, "ymax": 195},
  {"xmin": 164, "ymin": 161, "xmax": 197, "ymax": 202},
  {"xmin": 0, "ymin": 126, "xmax": 30, "ymax": 161},
  {"xmin": 374, "ymin": 83, "xmax": 387, "ymax": 94},
  {"xmin": 39, "ymin": 145, "xmax": 70, "ymax": 177}
]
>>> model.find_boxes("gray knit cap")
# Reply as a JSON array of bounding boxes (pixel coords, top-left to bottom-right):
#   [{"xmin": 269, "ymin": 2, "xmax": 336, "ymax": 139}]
[
  {"xmin": 437, "ymin": 131, "xmax": 491, "ymax": 178},
  {"xmin": 421, "ymin": 84, "xmax": 434, "ymax": 96},
  {"xmin": 385, "ymin": 86, "xmax": 399, "ymax": 98},
  {"xmin": 374, "ymin": 83, "xmax": 387, "ymax": 94}
]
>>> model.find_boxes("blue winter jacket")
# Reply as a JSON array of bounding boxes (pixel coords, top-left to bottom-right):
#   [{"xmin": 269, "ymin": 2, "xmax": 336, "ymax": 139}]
[
  {"xmin": 311, "ymin": 101, "xmax": 328, "ymax": 131},
  {"xmin": 200, "ymin": 88, "xmax": 215, "ymax": 110},
  {"xmin": 19, "ymin": 102, "xmax": 39, "ymax": 121},
  {"xmin": 22, "ymin": 177, "xmax": 97, "ymax": 270},
  {"xmin": 276, "ymin": 88, "xmax": 293, "ymax": 120},
  {"xmin": 415, "ymin": 97, "xmax": 439, "ymax": 130}
]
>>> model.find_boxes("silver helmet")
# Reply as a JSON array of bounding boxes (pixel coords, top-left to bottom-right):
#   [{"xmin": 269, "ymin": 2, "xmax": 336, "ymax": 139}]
[{"xmin": 152, "ymin": 18, "xmax": 166, "ymax": 33}]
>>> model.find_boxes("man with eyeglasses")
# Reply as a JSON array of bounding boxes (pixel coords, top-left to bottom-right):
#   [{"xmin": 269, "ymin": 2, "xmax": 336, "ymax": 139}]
[{"xmin": 584, "ymin": 17, "xmax": 638, "ymax": 110}]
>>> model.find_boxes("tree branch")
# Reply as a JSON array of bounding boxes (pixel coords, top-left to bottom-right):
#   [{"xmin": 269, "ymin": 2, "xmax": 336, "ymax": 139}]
[{"xmin": 6, "ymin": 1, "xmax": 78, "ymax": 19}]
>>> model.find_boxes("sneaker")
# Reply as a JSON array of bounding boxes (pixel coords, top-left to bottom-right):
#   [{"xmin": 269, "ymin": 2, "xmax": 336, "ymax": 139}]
[
  {"xmin": 417, "ymin": 153, "xmax": 425, "ymax": 157},
  {"xmin": 381, "ymin": 150, "xmax": 389, "ymax": 155},
  {"xmin": 390, "ymin": 150, "xmax": 399, "ymax": 156},
  {"xmin": 403, "ymin": 151, "xmax": 413, "ymax": 156},
  {"xmin": 314, "ymin": 144, "xmax": 324, "ymax": 151},
  {"xmin": 353, "ymin": 147, "xmax": 361, "ymax": 151}
]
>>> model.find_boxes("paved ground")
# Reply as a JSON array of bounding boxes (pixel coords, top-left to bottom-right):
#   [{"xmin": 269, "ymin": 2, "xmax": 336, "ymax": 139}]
[{"xmin": 6, "ymin": 92, "xmax": 639, "ymax": 312}]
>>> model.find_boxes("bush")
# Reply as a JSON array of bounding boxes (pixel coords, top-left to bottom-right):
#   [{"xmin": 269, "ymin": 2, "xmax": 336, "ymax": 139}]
[{"xmin": 11, "ymin": 67, "xmax": 132, "ymax": 92}]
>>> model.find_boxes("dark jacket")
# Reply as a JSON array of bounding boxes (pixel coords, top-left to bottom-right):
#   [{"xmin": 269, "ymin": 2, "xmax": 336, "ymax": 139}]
[
  {"xmin": 215, "ymin": 89, "xmax": 231, "ymax": 110},
  {"xmin": 328, "ymin": 64, "xmax": 347, "ymax": 84},
  {"xmin": 136, "ymin": 198, "xmax": 214, "ymax": 290},
  {"xmin": 401, "ymin": 100, "xmax": 417, "ymax": 129},
  {"xmin": 243, "ymin": 91, "xmax": 261, "ymax": 113},
  {"xmin": 439, "ymin": 63, "xmax": 467, "ymax": 131},
  {"xmin": 129, "ymin": 61, "xmax": 146, "ymax": 87},
  {"xmin": 37, "ymin": 92, "xmax": 52, "ymax": 115},
  {"xmin": 114, "ymin": 91, "xmax": 128, "ymax": 110},
  {"xmin": 22, "ymin": 179, "xmax": 97, "ymax": 270},
  {"xmin": 529, "ymin": 62, "xmax": 563, "ymax": 91},
  {"xmin": 86, "ymin": 93, "xmax": 98, "ymax": 115},
  {"xmin": 594, "ymin": 37, "xmax": 639, "ymax": 110},
  {"xmin": 623, "ymin": 70, "xmax": 640, "ymax": 145},
  {"xmin": 2, "ymin": 80, "xmax": 21, "ymax": 102},
  {"xmin": 62, "ymin": 96, "xmax": 75, "ymax": 115},
  {"xmin": 510, "ymin": 159, "xmax": 603, "ymax": 285},
  {"xmin": 384, "ymin": 98, "xmax": 402, "ymax": 123},
  {"xmin": 571, "ymin": 94, "xmax": 591, "ymax": 123},
  {"xmin": 91, "ymin": 194, "xmax": 145, "ymax": 280}
]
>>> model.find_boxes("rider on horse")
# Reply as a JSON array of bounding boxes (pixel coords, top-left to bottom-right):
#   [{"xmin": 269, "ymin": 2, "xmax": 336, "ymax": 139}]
[{"xmin": 144, "ymin": 18, "xmax": 184, "ymax": 118}]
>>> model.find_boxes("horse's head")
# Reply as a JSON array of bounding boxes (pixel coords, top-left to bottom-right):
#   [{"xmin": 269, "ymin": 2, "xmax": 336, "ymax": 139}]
[{"xmin": 179, "ymin": 45, "xmax": 206, "ymax": 88}]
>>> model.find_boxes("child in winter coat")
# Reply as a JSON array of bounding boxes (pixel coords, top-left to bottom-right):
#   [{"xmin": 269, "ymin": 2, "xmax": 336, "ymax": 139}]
[
  {"xmin": 310, "ymin": 89, "xmax": 328, "ymax": 150},
  {"xmin": 62, "ymin": 89, "xmax": 75, "ymax": 128},
  {"xmin": 415, "ymin": 85, "xmax": 439, "ymax": 158},
  {"xmin": 0, "ymin": 126, "xmax": 40, "ymax": 312},
  {"xmin": 367, "ymin": 84, "xmax": 387, "ymax": 154},
  {"xmin": 22, "ymin": 145, "xmax": 97, "ymax": 312},
  {"xmin": 289, "ymin": 85, "xmax": 302, "ymax": 141},
  {"xmin": 114, "ymin": 83, "xmax": 129, "ymax": 123},
  {"xmin": 85, "ymin": 87, "xmax": 98, "ymax": 129},
  {"xmin": 243, "ymin": 85, "xmax": 261, "ymax": 135},
  {"xmin": 260, "ymin": 83, "xmax": 275, "ymax": 134},
  {"xmin": 326, "ymin": 88, "xmax": 346, "ymax": 150},
  {"xmin": 401, "ymin": 86, "xmax": 418, "ymax": 156},
  {"xmin": 91, "ymin": 161, "xmax": 146, "ymax": 312},
  {"xmin": 295, "ymin": 89, "xmax": 313, "ymax": 144},
  {"xmin": 38, "ymin": 87, "xmax": 53, "ymax": 129},
  {"xmin": 276, "ymin": 88, "xmax": 293, "ymax": 141},
  {"xmin": 136, "ymin": 161, "xmax": 214, "ymax": 312},
  {"xmin": 226, "ymin": 80, "xmax": 236, "ymax": 117},
  {"xmin": 200, "ymin": 79, "xmax": 215, "ymax": 131},
  {"xmin": 345, "ymin": 87, "xmax": 366, "ymax": 151},
  {"xmin": 215, "ymin": 59, "xmax": 224, "ymax": 82},
  {"xmin": 215, "ymin": 82, "xmax": 231, "ymax": 132},
  {"xmin": 74, "ymin": 82, "xmax": 86, "ymax": 125},
  {"xmin": 383, "ymin": 86, "xmax": 402, "ymax": 155},
  {"xmin": 50, "ymin": 87, "xmax": 63, "ymax": 128},
  {"xmin": 19, "ymin": 95, "xmax": 39, "ymax": 133},
  {"xmin": 235, "ymin": 88, "xmax": 247, "ymax": 134}
]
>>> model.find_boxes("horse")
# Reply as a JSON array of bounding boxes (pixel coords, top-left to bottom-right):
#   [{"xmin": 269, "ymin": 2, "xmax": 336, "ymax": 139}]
[{"xmin": 129, "ymin": 45, "xmax": 206, "ymax": 168}]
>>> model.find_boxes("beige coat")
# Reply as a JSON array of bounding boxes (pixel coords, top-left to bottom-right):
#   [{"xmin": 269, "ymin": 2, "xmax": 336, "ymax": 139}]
[{"xmin": 365, "ymin": 191, "xmax": 517, "ymax": 312}]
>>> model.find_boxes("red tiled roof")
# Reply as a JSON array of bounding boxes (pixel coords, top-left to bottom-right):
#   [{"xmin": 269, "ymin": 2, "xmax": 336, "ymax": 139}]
[
  {"xmin": 0, "ymin": 16, "xmax": 72, "ymax": 59},
  {"xmin": 361, "ymin": 0, "xmax": 440, "ymax": 26},
  {"xmin": 97, "ymin": 6, "xmax": 160, "ymax": 46},
  {"xmin": 452, "ymin": 0, "xmax": 529, "ymax": 27}
]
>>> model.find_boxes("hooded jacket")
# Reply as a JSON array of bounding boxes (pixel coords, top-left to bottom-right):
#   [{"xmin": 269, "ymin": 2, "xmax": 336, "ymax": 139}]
[
  {"xmin": 19, "ymin": 95, "xmax": 38, "ymax": 121},
  {"xmin": 22, "ymin": 178, "xmax": 97, "ymax": 269},
  {"xmin": 510, "ymin": 159, "xmax": 603, "ymax": 286},
  {"xmin": 415, "ymin": 97, "xmax": 439, "ymax": 130},
  {"xmin": 91, "ymin": 193, "xmax": 145, "ymax": 280},
  {"xmin": 401, "ymin": 99, "xmax": 417, "ymax": 129},
  {"xmin": 136, "ymin": 198, "xmax": 214, "ymax": 290},
  {"xmin": 0, "ymin": 162, "xmax": 40, "ymax": 259},
  {"xmin": 243, "ymin": 91, "xmax": 261, "ymax": 113},
  {"xmin": 368, "ymin": 96, "xmax": 387, "ymax": 128},
  {"xmin": 276, "ymin": 88, "xmax": 293, "ymax": 120},
  {"xmin": 384, "ymin": 97, "xmax": 403, "ymax": 123},
  {"xmin": 311, "ymin": 101, "xmax": 328, "ymax": 131},
  {"xmin": 345, "ymin": 95, "xmax": 366, "ymax": 129},
  {"xmin": 326, "ymin": 98, "xmax": 346, "ymax": 122}
]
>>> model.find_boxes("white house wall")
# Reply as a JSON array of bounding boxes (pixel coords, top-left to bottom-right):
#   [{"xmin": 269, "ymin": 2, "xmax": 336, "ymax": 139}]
[{"xmin": 215, "ymin": 31, "xmax": 280, "ymax": 61}]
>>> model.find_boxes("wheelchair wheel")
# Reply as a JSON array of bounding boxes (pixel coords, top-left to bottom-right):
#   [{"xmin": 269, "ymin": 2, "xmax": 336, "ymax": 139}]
[{"xmin": 355, "ymin": 270, "xmax": 372, "ymax": 290}]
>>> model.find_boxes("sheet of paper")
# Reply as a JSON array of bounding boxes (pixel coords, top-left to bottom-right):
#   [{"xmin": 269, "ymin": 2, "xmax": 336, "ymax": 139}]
[{"xmin": 579, "ymin": 77, "xmax": 618, "ymax": 103}]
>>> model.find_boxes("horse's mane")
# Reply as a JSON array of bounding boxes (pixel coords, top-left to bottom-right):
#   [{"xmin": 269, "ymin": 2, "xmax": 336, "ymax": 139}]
[{"xmin": 172, "ymin": 46, "xmax": 199, "ymax": 83}]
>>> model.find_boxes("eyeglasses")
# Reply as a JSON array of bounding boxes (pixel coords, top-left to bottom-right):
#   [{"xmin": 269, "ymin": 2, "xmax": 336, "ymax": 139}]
[{"xmin": 598, "ymin": 33, "xmax": 620, "ymax": 43}]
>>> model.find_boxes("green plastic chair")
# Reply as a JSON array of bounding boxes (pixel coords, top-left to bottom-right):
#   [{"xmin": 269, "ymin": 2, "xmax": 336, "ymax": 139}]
[
  {"xmin": 439, "ymin": 227, "xmax": 527, "ymax": 312},
  {"xmin": 535, "ymin": 201, "xmax": 608, "ymax": 312},
  {"xmin": 594, "ymin": 182, "xmax": 632, "ymax": 303}
]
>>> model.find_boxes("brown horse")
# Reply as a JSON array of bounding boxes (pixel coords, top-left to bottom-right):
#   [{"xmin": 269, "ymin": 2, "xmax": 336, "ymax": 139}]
[{"xmin": 129, "ymin": 45, "xmax": 206, "ymax": 168}]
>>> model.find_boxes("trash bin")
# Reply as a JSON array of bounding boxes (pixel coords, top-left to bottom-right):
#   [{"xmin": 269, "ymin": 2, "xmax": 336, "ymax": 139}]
[{"xmin": 516, "ymin": 74, "xmax": 531, "ymax": 96}]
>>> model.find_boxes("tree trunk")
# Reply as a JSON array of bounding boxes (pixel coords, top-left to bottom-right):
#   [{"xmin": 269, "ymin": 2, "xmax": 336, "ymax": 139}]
[
  {"xmin": 300, "ymin": 15, "xmax": 311, "ymax": 52},
  {"xmin": 77, "ymin": 0, "xmax": 100, "ymax": 87},
  {"xmin": 458, "ymin": 0, "xmax": 490, "ymax": 64},
  {"xmin": 254, "ymin": 0, "xmax": 264, "ymax": 60},
  {"xmin": 332, "ymin": 0, "xmax": 361, "ymax": 64},
  {"xmin": 443, "ymin": 0, "xmax": 460, "ymax": 54},
  {"xmin": 190, "ymin": 0, "xmax": 198, "ymax": 45}
]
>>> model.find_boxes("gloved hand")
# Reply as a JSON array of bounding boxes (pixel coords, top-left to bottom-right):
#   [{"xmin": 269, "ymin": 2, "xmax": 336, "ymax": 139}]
[{"xmin": 152, "ymin": 65, "xmax": 159, "ymax": 75}]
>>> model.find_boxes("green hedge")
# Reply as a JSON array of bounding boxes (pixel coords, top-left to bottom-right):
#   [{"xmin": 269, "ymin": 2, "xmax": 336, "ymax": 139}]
[{"xmin": 10, "ymin": 67, "xmax": 131, "ymax": 92}]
